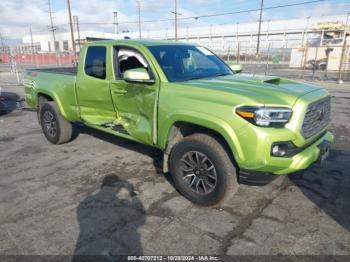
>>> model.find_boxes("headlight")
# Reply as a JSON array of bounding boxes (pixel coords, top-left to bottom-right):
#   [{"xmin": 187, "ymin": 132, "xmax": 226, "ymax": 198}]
[{"xmin": 236, "ymin": 106, "xmax": 292, "ymax": 127}]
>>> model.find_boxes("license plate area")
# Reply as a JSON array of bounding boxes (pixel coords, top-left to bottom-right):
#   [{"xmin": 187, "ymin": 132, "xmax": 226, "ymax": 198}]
[{"xmin": 317, "ymin": 140, "xmax": 330, "ymax": 164}]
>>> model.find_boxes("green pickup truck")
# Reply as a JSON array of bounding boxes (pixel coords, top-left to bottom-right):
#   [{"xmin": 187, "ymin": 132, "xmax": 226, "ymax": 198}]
[{"xmin": 24, "ymin": 40, "xmax": 333, "ymax": 206}]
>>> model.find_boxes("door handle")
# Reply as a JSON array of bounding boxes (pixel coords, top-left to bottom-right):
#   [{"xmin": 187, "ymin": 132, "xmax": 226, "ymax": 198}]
[{"xmin": 113, "ymin": 89, "xmax": 127, "ymax": 94}]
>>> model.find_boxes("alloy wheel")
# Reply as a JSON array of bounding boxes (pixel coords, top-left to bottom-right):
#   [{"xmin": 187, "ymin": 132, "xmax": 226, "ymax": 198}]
[{"xmin": 180, "ymin": 151, "xmax": 218, "ymax": 194}]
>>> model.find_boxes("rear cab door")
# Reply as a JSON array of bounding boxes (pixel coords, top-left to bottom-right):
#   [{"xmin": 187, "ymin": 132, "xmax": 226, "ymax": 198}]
[{"xmin": 76, "ymin": 44, "xmax": 116, "ymax": 125}]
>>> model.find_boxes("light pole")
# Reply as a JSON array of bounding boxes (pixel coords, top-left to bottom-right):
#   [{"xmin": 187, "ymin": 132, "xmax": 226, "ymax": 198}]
[
  {"xmin": 73, "ymin": 16, "xmax": 81, "ymax": 51},
  {"xmin": 67, "ymin": 0, "xmax": 76, "ymax": 60},
  {"xmin": 236, "ymin": 22, "xmax": 239, "ymax": 63},
  {"xmin": 137, "ymin": 1, "xmax": 141, "ymax": 39},
  {"xmin": 345, "ymin": 12, "xmax": 349, "ymax": 27},
  {"xmin": 299, "ymin": 16, "xmax": 310, "ymax": 77},
  {"xmin": 256, "ymin": 0, "xmax": 264, "ymax": 55},
  {"xmin": 113, "ymin": 11, "xmax": 119, "ymax": 39},
  {"xmin": 171, "ymin": 0, "xmax": 181, "ymax": 41},
  {"xmin": 301, "ymin": 16, "xmax": 310, "ymax": 47},
  {"xmin": 29, "ymin": 26, "xmax": 34, "ymax": 54},
  {"xmin": 266, "ymin": 19, "xmax": 271, "ymax": 43}
]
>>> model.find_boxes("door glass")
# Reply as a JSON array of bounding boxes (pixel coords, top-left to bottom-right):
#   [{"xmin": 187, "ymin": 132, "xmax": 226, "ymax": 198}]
[
  {"xmin": 117, "ymin": 48, "xmax": 150, "ymax": 79},
  {"xmin": 85, "ymin": 46, "xmax": 106, "ymax": 79}
]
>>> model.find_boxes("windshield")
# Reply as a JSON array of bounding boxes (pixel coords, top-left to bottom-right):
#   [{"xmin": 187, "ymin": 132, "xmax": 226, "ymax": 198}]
[{"xmin": 147, "ymin": 45, "xmax": 233, "ymax": 82}]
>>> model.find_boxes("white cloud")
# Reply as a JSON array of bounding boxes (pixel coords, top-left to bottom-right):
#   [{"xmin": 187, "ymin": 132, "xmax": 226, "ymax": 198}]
[
  {"xmin": 296, "ymin": 1, "xmax": 350, "ymax": 18},
  {"xmin": 1, "ymin": 0, "xmax": 349, "ymax": 41},
  {"xmin": 0, "ymin": 0, "xmax": 137, "ymax": 39}
]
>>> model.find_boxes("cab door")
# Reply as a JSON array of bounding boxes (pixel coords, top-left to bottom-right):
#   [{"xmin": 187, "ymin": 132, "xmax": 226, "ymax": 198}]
[
  {"xmin": 110, "ymin": 46, "xmax": 159, "ymax": 145},
  {"xmin": 76, "ymin": 46, "xmax": 116, "ymax": 125}
]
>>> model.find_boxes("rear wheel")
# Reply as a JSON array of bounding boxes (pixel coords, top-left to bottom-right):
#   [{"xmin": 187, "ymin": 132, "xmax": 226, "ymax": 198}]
[
  {"xmin": 40, "ymin": 101, "xmax": 73, "ymax": 144},
  {"xmin": 169, "ymin": 133, "xmax": 238, "ymax": 206}
]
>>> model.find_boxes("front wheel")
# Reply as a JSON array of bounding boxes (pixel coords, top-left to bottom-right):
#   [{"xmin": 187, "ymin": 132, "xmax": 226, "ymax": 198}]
[
  {"xmin": 169, "ymin": 133, "xmax": 238, "ymax": 206},
  {"xmin": 40, "ymin": 101, "xmax": 73, "ymax": 144}
]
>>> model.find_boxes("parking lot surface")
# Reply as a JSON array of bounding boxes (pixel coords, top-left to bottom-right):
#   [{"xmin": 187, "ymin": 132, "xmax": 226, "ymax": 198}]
[{"xmin": 0, "ymin": 73, "xmax": 350, "ymax": 256}]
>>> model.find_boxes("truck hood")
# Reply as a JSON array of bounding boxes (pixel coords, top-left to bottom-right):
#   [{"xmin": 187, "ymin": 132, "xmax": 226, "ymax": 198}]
[{"xmin": 179, "ymin": 74, "xmax": 322, "ymax": 106}]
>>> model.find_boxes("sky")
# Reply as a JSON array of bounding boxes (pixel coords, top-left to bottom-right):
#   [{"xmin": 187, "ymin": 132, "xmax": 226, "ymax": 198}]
[{"xmin": 0, "ymin": 0, "xmax": 349, "ymax": 40}]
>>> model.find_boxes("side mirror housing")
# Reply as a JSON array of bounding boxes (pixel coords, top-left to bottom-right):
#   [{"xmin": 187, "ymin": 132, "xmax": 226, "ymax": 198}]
[
  {"xmin": 229, "ymin": 64, "xmax": 243, "ymax": 73},
  {"xmin": 123, "ymin": 68, "xmax": 154, "ymax": 84}
]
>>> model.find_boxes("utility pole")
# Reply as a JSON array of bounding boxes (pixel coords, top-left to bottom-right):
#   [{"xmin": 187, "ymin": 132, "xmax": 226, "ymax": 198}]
[
  {"xmin": 29, "ymin": 26, "xmax": 34, "ymax": 54},
  {"xmin": 266, "ymin": 19, "xmax": 271, "ymax": 44},
  {"xmin": 236, "ymin": 22, "xmax": 239, "ymax": 63},
  {"xmin": 113, "ymin": 11, "xmax": 119, "ymax": 39},
  {"xmin": 137, "ymin": 1, "xmax": 141, "ymax": 39},
  {"xmin": 256, "ymin": 0, "xmax": 264, "ymax": 55},
  {"xmin": 301, "ymin": 16, "xmax": 310, "ymax": 47},
  {"xmin": 346, "ymin": 12, "xmax": 350, "ymax": 26},
  {"xmin": 0, "ymin": 32, "xmax": 5, "ymax": 54},
  {"xmin": 337, "ymin": 12, "xmax": 349, "ymax": 83},
  {"xmin": 73, "ymin": 16, "xmax": 81, "ymax": 51},
  {"xmin": 67, "ymin": 0, "xmax": 76, "ymax": 61},
  {"xmin": 47, "ymin": 0, "xmax": 57, "ymax": 52},
  {"xmin": 171, "ymin": 0, "xmax": 181, "ymax": 41}
]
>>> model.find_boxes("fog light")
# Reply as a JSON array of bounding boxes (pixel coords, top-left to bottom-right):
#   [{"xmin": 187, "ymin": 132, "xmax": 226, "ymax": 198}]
[
  {"xmin": 272, "ymin": 145, "xmax": 286, "ymax": 157},
  {"xmin": 271, "ymin": 141, "xmax": 297, "ymax": 157}
]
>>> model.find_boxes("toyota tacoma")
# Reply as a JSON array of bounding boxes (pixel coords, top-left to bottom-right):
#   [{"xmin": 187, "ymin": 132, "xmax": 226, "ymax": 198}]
[{"xmin": 24, "ymin": 40, "xmax": 333, "ymax": 205}]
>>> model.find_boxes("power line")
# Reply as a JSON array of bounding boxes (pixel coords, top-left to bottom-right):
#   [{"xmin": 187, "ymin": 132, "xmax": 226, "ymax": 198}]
[
  {"xmin": 4, "ymin": 0, "xmax": 345, "ymax": 39},
  {"xmin": 176, "ymin": 0, "xmax": 326, "ymax": 21},
  {"xmin": 67, "ymin": 0, "xmax": 325, "ymax": 26}
]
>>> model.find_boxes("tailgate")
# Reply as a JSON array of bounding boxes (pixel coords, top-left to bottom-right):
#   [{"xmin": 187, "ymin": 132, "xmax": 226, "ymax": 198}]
[{"xmin": 24, "ymin": 70, "xmax": 38, "ymax": 107}]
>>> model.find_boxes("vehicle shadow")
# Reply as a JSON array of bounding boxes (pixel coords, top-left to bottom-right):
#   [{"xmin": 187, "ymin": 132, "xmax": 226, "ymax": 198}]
[
  {"xmin": 0, "ymin": 92, "xmax": 22, "ymax": 116},
  {"xmin": 289, "ymin": 149, "xmax": 350, "ymax": 232},
  {"xmin": 73, "ymin": 175, "xmax": 146, "ymax": 261}
]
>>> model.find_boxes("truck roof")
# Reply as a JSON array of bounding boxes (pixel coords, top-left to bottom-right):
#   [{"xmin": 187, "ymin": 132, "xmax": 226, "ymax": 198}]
[{"xmin": 84, "ymin": 39, "xmax": 196, "ymax": 47}]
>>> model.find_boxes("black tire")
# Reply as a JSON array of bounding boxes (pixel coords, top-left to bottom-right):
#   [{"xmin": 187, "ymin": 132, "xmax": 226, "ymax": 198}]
[
  {"xmin": 169, "ymin": 133, "xmax": 238, "ymax": 206},
  {"xmin": 40, "ymin": 101, "xmax": 73, "ymax": 144}
]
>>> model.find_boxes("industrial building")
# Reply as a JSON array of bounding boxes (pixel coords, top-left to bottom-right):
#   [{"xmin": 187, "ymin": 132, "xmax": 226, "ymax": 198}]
[
  {"xmin": 21, "ymin": 31, "xmax": 116, "ymax": 53},
  {"xmin": 16, "ymin": 13, "xmax": 350, "ymax": 74},
  {"xmin": 21, "ymin": 14, "xmax": 349, "ymax": 54}
]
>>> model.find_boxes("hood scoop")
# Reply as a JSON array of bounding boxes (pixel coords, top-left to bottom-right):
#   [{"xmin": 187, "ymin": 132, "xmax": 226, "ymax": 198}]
[
  {"xmin": 259, "ymin": 76, "xmax": 280, "ymax": 85},
  {"xmin": 234, "ymin": 74, "xmax": 281, "ymax": 85}
]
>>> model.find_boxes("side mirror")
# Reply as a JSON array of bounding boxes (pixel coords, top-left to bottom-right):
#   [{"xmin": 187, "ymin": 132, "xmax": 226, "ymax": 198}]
[
  {"xmin": 123, "ymin": 68, "xmax": 154, "ymax": 84},
  {"xmin": 229, "ymin": 64, "xmax": 243, "ymax": 73}
]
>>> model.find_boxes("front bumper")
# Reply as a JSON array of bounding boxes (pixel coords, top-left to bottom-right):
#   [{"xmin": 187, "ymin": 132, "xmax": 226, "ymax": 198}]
[
  {"xmin": 239, "ymin": 169, "xmax": 278, "ymax": 185},
  {"xmin": 237, "ymin": 130, "xmax": 334, "ymax": 176},
  {"xmin": 273, "ymin": 131, "xmax": 333, "ymax": 174}
]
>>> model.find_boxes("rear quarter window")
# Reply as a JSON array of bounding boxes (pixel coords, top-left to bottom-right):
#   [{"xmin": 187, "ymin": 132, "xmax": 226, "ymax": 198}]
[{"xmin": 84, "ymin": 46, "xmax": 106, "ymax": 79}]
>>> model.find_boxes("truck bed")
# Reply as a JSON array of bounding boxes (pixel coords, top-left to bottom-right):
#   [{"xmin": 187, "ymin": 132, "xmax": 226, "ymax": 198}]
[{"xmin": 28, "ymin": 67, "xmax": 77, "ymax": 75}]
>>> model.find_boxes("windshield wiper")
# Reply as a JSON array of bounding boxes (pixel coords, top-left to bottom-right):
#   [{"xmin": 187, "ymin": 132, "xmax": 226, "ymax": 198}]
[
  {"xmin": 177, "ymin": 73, "xmax": 231, "ymax": 82},
  {"xmin": 213, "ymin": 73, "xmax": 231, "ymax": 77},
  {"xmin": 183, "ymin": 76, "xmax": 205, "ymax": 81}
]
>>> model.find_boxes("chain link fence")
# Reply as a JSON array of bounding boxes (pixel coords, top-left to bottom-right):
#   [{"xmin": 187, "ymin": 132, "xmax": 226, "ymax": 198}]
[
  {"xmin": 222, "ymin": 44, "xmax": 350, "ymax": 82},
  {"xmin": 0, "ymin": 32, "xmax": 349, "ymax": 84}
]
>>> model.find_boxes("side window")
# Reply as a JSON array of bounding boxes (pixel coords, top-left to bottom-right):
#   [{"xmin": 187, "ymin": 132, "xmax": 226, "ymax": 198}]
[
  {"xmin": 116, "ymin": 48, "xmax": 149, "ymax": 79},
  {"xmin": 84, "ymin": 46, "xmax": 106, "ymax": 79}
]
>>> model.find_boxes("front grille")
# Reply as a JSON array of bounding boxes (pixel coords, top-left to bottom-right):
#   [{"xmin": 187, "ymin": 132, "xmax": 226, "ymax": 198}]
[{"xmin": 301, "ymin": 96, "xmax": 331, "ymax": 139}]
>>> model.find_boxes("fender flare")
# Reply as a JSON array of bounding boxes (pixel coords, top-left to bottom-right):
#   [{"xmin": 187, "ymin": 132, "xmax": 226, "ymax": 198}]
[
  {"xmin": 36, "ymin": 90, "xmax": 70, "ymax": 120},
  {"xmin": 159, "ymin": 110, "xmax": 245, "ymax": 172}
]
